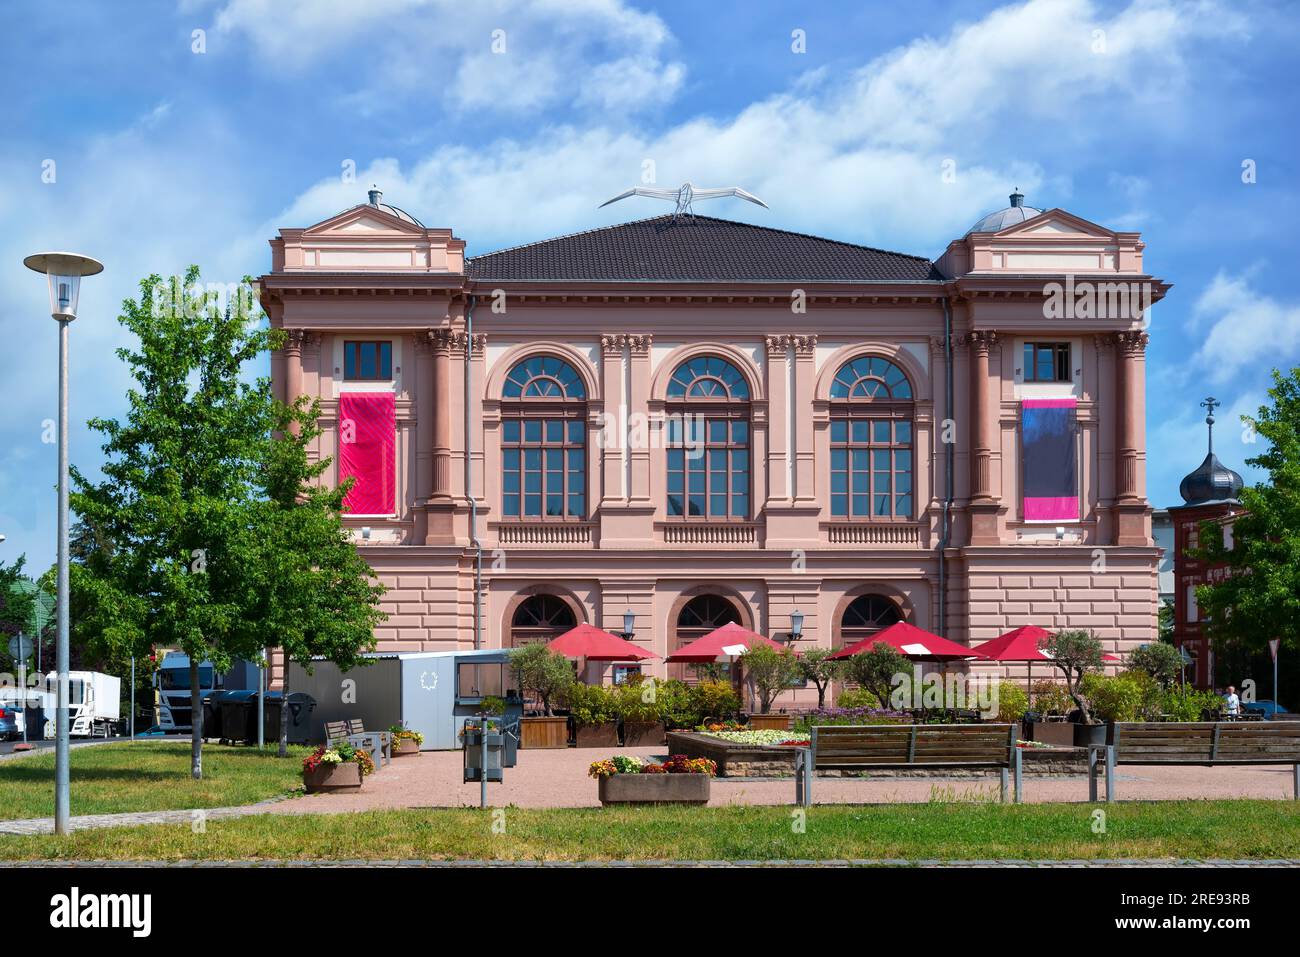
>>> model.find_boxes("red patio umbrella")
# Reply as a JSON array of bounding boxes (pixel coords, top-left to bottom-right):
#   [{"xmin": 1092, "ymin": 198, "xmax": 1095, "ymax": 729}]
[
  {"xmin": 828, "ymin": 621, "xmax": 987, "ymax": 662},
  {"xmin": 971, "ymin": 624, "xmax": 1119, "ymax": 700},
  {"xmin": 664, "ymin": 621, "xmax": 785, "ymax": 663},
  {"xmin": 546, "ymin": 623, "xmax": 657, "ymax": 661}
]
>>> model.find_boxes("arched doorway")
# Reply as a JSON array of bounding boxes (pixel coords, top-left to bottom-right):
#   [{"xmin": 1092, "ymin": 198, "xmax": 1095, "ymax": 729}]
[
  {"xmin": 509, "ymin": 594, "xmax": 577, "ymax": 648},
  {"xmin": 838, "ymin": 593, "xmax": 904, "ymax": 648},
  {"xmin": 671, "ymin": 594, "xmax": 743, "ymax": 682}
]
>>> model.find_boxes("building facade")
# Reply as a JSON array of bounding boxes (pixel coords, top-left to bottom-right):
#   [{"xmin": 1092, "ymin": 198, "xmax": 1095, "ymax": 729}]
[{"xmin": 259, "ymin": 188, "xmax": 1167, "ymax": 691}]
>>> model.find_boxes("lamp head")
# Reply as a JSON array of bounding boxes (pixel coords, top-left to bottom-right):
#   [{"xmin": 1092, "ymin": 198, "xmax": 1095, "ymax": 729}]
[
  {"xmin": 23, "ymin": 252, "xmax": 103, "ymax": 322},
  {"xmin": 790, "ymin": 608, "xmax": 805, "ymax": 640},
  {"xmin": 622, "ymin": 608, "xmax": 636, "ymax": 638}
]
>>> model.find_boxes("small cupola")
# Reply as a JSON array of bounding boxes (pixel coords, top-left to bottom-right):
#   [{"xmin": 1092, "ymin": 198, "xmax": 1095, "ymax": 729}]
[{"xmin": 967, "ymin": 188, "xmax": 1043, "ymax": 234}]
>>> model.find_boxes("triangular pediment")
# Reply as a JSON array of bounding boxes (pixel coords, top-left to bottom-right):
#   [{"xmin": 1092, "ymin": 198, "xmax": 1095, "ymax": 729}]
[
  {"xmin": 302, "ymin": 203, "xmax": 426, "ymax": 237},
  {"xmin": 996, "ymin": 208, "xmax": 1118, "ymax": 239}
]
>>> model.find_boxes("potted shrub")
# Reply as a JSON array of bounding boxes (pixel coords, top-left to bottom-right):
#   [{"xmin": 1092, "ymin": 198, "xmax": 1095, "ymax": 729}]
[
  {"xmin": 1039, "ymin": 629, "xmax": 1108, "ymax": 746},
  {"xmin": 688, "ymin": 679, "xmax": 741, "ymax": 726},
  {"xmin": 388, "ymin": 723, "xmax": 423, "ymax": 756},
  {"xmin": 302, "ymin": 741, "xmax": 375, "ymax": 792},
  {"xmin": 589, "ymin": 753, "xmax": 715, "ymax": 804},
  {"xmin": 509, "ymin": 643, "xmax": 574, "ymax": 748},
  {"xmin": 565, "ymin": 683, "xmax": 619, "ymax": 748},
  {"xmin": 739, "ymin": 644, "xmax": 800, "ymax": 715},
  {"xmin": 614, "ymin": 677, "xmax": 665, "ymax": 746},
  {"xmin": 656, "ymin": 679, "xmax": 696, "ymax": 731}
]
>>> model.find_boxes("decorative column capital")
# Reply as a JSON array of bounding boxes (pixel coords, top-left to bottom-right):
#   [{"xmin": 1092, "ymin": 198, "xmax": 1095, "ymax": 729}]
[
  {"xmin": 765, "ymin": 334, "xmax": 817, "ymax": 355},
  {"xmin": 966, "ymin": 330, "xmax": 998, "ymax": 354},
  {"xmin": 600, "ymin": 333, "xmax": 652, "ymax": 355},
  {"xmin": 1115, "ymin": 330, "xmax": 1149, "ymax": 356},
  {"xmin": 283, "ymin": 329, "xmax": 313, "ymax": 355}
]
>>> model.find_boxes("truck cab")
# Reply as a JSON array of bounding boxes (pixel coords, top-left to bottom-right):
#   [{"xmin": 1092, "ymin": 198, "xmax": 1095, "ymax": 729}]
[{"xmin": 154, "ymin": 653, "xmax": 220, "ymax": 732}]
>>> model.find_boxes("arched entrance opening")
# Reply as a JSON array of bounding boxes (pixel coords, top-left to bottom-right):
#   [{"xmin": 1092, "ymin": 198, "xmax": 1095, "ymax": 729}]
[
  {"xmin": 509, "ymin": 594, "xmax": 577, "ymax": 648},
  {"xmin": 671, "ymin": 593, "xmax": 743, "ymax": 683}
]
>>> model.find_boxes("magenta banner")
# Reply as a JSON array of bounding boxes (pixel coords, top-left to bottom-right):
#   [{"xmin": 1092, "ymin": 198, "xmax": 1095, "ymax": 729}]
[
  {"xmin": 338, "ymin": 392, "xmax": 395, "ymax": 515},
  {"xmin": 1021, "ymin": 397, "xmax": 1078, "ymax": 522}
]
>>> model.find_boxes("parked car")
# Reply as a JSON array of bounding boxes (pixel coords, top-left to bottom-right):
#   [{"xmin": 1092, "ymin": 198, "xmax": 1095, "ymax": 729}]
[
  {"xmin": 1243, "ymin": 700, "xmax": 1290, "ymax": 719},
  {"xmin": 0, "ymin": 704, "xmax": 18, "ymax": 741}
]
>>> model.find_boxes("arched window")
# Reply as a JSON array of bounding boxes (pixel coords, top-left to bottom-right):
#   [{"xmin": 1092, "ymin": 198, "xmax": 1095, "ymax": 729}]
[
  {"xmin": 501, "ymin": 355, "xmax": 587, "ymax": 520},
  {"xmin": 829, "ymin": 355, "xmax": 913, "ymax": 520},
  {"xmin": 839, "ymin": 594, "xmax": 903, "ymax": 646},
  {"xmin": 665, "ymin": 356, "xmax": 751, "ymax": 520},
  {"xmin": 510, "ymin": 594, "xmax": 577, "ymax": 648}
]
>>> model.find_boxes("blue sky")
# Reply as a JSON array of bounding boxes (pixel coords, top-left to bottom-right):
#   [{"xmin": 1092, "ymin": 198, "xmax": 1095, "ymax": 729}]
[{"xmin": 2, "ymin": 0, "xmax": 1298, "ymax": 576}]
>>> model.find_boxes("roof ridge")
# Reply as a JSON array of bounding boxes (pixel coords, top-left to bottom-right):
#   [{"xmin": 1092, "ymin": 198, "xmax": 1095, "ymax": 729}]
[{"xmin": 466, "ymin": 213, "xmax": 935, "ymax": 266}]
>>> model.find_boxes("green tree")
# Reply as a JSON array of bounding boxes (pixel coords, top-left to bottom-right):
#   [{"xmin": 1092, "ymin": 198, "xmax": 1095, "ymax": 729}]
[
  {"xmin": 508, "ymin": 642, "xmax": 574, "ymax": 716},
  {"xmin": 845, "ymin": 642, "xmax": 911, "ymax": 711},
  {"xmin": 1039, "ymin": 629, "xmax": 1105, "ymax": 722},
  {"xmin": 740, "ymin": 644, "xmax": 800, "ymax": 713},
  {"xmin": 71, "ymin": 269, "xmax": 384, "ymax": 777},
  {"xmin": 1128, "ymin": 641, "xmax": 1183, "ymax": 689},
  {"xmin": 793, "ymin": 646, "xmax": 843, "ymax": 710},
  {"xmin": 1195, "ymin": 368, "xmax": 1300, "ymax": 674},
  {"xmin": 1, "ymin": 556, "xmax": 37, "ymax": 663}
]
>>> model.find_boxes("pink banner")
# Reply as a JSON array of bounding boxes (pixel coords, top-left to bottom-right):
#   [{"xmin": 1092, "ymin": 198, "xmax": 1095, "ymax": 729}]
[
  {"xmin": 1024, "ymin": 496, "xmax": 1079, "ymax": 521},
  {"xmin": 338, "ymin": 392, "xmax": 395, "ymax": 515}
]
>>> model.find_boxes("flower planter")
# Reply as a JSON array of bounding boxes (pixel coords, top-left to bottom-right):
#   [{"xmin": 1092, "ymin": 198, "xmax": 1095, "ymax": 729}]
[
  {"xmin": 621, "ymin": 720, "xmax": 666, "ymax": 747},
  {"xmin": 520, "ymin": 716, "xmax": 569, "ymax": 749},
  {"xmin": 745, "ymin": 713, "xmax": 793, "ymax": 731},
  {"xmin": 597, "ymin": 772, "xmax": 711, "ymax": 805},
  {"xmin": 303, "ymin": 761, "xmax": 363, "ymax": 793},
  {"xmin": 392, "ymin": 737, "xmax": 421, "ymax": 757},
  {"xmin": 1073, "ymin": 722, "xmax": 1108, "ymax": 748},
  {"xmin": 1027, "ymin": 720, "xmax": 1075, "ymax": 748},
  {"xmin": 574, "ymin": 721, "xmax": 620, "ymax": 749}
]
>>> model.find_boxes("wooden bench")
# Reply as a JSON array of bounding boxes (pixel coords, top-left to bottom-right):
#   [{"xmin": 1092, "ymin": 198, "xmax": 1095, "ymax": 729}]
[
  {"xmin": 1088, "ymin": 721, "xmax": 1300, "ymax": 802},
  {"xmin": 795, "ymin": 723, "xmax": 1022, "ymax": 806},
  {"xmin": 324, "ymin": 719, "xmax": 391, "ymax": 768}
]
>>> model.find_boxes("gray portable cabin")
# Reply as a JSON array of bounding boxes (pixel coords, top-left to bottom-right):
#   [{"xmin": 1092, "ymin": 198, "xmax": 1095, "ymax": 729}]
[{"xmin": 287, "ymin": 648, "xmax": 518, "ymax": 750}]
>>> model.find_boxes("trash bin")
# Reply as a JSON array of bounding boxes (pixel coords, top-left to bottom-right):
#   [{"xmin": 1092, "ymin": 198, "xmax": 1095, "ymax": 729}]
[
  {"xmin": 201, "ymin": 692, "xmax": 224, "ymax": 740},
  {"xmin": 219, "ymin": 690, "xmax": 258, "ymax": 744},
  {"xmin": 255, "ymin": 691, "xmax": 315, "ymax": 746},
  {"xmin": 462, "ymin": 719, "xmax": 505, "ymax": 782}
]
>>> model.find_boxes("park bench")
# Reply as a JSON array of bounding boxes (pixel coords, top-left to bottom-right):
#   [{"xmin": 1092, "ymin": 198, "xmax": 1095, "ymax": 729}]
[
  {"xmin": 1088, "ymin": 721, "xmax": 1300, "ymax": 802},
  {"xmin": 794, "ymin": 723, "xmax": 1022, "ymax": 807},
  {"xmin": 323, "ymin": 719, "xmax": 391, "ymax": 768}
]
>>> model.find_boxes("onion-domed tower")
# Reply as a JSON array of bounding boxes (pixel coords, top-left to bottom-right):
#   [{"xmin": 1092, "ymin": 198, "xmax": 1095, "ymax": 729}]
[{"xmin": 1168, "ymin": 397, "xmax": 1245, "ymax": 688}]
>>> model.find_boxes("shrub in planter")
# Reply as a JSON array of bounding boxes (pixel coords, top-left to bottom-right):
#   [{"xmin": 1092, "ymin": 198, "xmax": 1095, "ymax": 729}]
[
  {"xmin": 508, "ymin": 643, "xmax": 574, "ymax": 716},
  {"xmin": 388, "ymin": 723, "xmax": 424, "ymax": 756},
  {"xmin": 1161, "ymin": 686, "xmax": 1224, "ymax": 721},
  {"xmin": 835, "ymin": 687, "xmax": 881, "ymax": 710},
  {"xmin": 588, "ymin": 753, "xmax": 715, "ymax": 804},
  {"xmin": 995, "ymin": 681, "xmax": 1029, "ymax": 723},
  {"xmin": 656, "ymin": 679, "xmax": 696, "ymax": 730},
  {"xmin": 1030, "ymin": 680, "xmax": 1074, "ymax": 718},
  {"xmin": 614, "ymin": 678, "xmax": 665, "ymax": 746},
  {"xmin": 689, "ymin": 680, "xmax": 741, "ymax": 725},
  {"xmin": 565, "ymin": 683, "xmax": 619, "ymax": 747},
  {"xmin": 1081, "ymin": 672, "xmax": 1144, "ymax": 723},
  {"xmin": 302, "ymin": 741, "xmax": 374, "ymax": 792}
]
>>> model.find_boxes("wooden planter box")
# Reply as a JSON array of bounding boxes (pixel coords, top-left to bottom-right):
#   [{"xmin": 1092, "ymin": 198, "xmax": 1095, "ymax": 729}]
[
  {"xmin": 520, "ymin": 716, "xmax": 569, "ymax": 749},
  {"xmin": 303, "ymin": 761, "xmax": 363, "ymax": 793},
  {"xmin": 393, "ymin": 737, "xmax": 420, "ymax": 757},
  {"xmin": 1026, "ymin": 720, "xmax": 1075, "ymax": 748},
  {"xmin": 598, "ymin": 772, "xmax": 711, "ymax": 805},
  {"xmin": 746, "ymin": 713, "xmax": 793, "ymax": 731},
  {"xmin": 574, "ymin": 721, "xmax": 619, "ymax": 749},
  {"xmin": 622, "ymin": 720, "xmax": 666, "ymax": 746}
]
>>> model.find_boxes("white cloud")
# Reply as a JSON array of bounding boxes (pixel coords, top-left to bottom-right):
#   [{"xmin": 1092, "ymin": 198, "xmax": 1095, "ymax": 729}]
[
  {"xmin": 212, "ymin": 0, "xmax": 686, "ymax": 113},
  {"xmin": 1190, "ymin": 271, "xmax": 1300, "ymax": 384}
]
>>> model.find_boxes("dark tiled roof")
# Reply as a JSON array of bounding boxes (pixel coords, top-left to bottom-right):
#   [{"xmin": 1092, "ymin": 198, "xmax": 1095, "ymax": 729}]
[{"xmin": 466, "ymin": 215, "xmax": 943, "ymax": 282}]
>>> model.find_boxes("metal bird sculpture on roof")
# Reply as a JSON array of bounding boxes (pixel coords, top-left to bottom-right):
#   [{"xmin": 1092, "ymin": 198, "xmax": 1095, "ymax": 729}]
[{"xmin": 599, "ymin": 182, "xmax": 769, "ymax": 218}]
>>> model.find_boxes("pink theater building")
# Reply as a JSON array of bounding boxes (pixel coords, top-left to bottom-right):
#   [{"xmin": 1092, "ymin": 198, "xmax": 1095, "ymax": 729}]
[{"xmin": 259, "ymin": 188, "xmax": 1167, "ymax": 690}]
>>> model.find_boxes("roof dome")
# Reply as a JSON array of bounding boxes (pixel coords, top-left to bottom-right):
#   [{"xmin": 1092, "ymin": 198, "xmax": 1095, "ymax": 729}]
[
  {"xmin": 968, "ymin": 189, "xmax": 1042, "ymax": 234},
  {"xmin": 358, "ymin": 186, "xmax": 424, "ymax": 227},
  {"xmin": 1178, "ymin": 398, "xmax": 1244, "ymax": 506}
]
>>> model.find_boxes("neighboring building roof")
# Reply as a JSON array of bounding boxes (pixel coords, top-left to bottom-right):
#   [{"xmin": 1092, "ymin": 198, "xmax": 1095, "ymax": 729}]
[
  {"xmin": 967, "ymin": 190, "xmax": 1043, "ymax": 234},
  {"xmin": 466, "ymin": 214, "xmax": 944, "ymax": 282},
  {"xmin": 1177, "ymin": 452, "xmax": 1244, "ymax": 507}
]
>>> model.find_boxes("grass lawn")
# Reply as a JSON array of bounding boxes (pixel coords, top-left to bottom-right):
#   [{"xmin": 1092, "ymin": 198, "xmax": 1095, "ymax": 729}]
[
  {"xmin": 0, "ymin": 742, "xmax": 309, "ymax": 819},
  {"xmin": 1, "ymin": 801, "xmax": 1298, "ymax": 861}
]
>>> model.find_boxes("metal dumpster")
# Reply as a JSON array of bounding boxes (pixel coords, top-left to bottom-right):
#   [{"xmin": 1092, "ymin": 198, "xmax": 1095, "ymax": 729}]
[
  {"xmin": 256, "ymin": 691, "xmax": 315, "ymax": 745},
  {"xmin": 218, "ymin": 690, "xmax": 258, "ymax": 743}
]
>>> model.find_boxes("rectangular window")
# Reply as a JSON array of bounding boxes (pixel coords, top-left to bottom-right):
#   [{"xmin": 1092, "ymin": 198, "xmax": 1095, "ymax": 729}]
[
  {"xmin": 666, "ymin": 413, "xmax": 749, "ymax": 519},
  {"xmin": 829, "ymin": 415, "xmax": 913, "ymax": 520},
  {"xmin": 343, "ymin": 341, "xmax": 393, "ymax": 381},
  {"xmin": 1022, "ymin": 342, "xmax": 1071, "ymax": 383},
  {"xmin": 501, "ymin": 413, "xmax": 585, "ymax": 520}
]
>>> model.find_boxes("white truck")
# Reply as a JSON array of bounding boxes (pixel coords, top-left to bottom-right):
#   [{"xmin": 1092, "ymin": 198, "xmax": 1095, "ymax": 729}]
[
  {"xmin": 37, "ymin": 671, "xmax": 121, "ymax": 738},
  {"xmin": 154, "ymin": 652, "xmax": 218, "ymax": 732}
]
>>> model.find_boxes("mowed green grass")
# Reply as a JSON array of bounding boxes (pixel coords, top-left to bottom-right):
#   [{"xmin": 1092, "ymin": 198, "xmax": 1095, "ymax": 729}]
[
  {"xmin": 2, "ymin": 801, "xmax": 1298, "ymax": 862},
  {"xmin": 0, "ymin": 742, "xmax": 308, "ymax": 819}
]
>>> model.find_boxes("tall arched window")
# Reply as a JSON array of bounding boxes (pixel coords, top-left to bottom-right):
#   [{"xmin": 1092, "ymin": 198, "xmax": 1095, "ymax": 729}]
[
  {"xmin": 671, "ymin": 594, "xmax": 743, "ymax": 682},
  {"xmin": 829, "ymin": 355, "xmax": 913, "ymax": 520},
  {"xmin": 501, "ymin": 355, "xmax": 587, "ymax": 520},
  {"xmin": 665, "ymin": 355, "xmax": 751, "ymax": 520}
]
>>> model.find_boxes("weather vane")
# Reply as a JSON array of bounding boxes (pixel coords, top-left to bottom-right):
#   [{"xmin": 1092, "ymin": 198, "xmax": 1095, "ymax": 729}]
[
  {"xmin": 599, "ymin": 181, "xmax": 769, "ymax": 219},
  {"xmin": 1201, "ymin": 396, "xmax": 1220, "ymax": 453}
]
